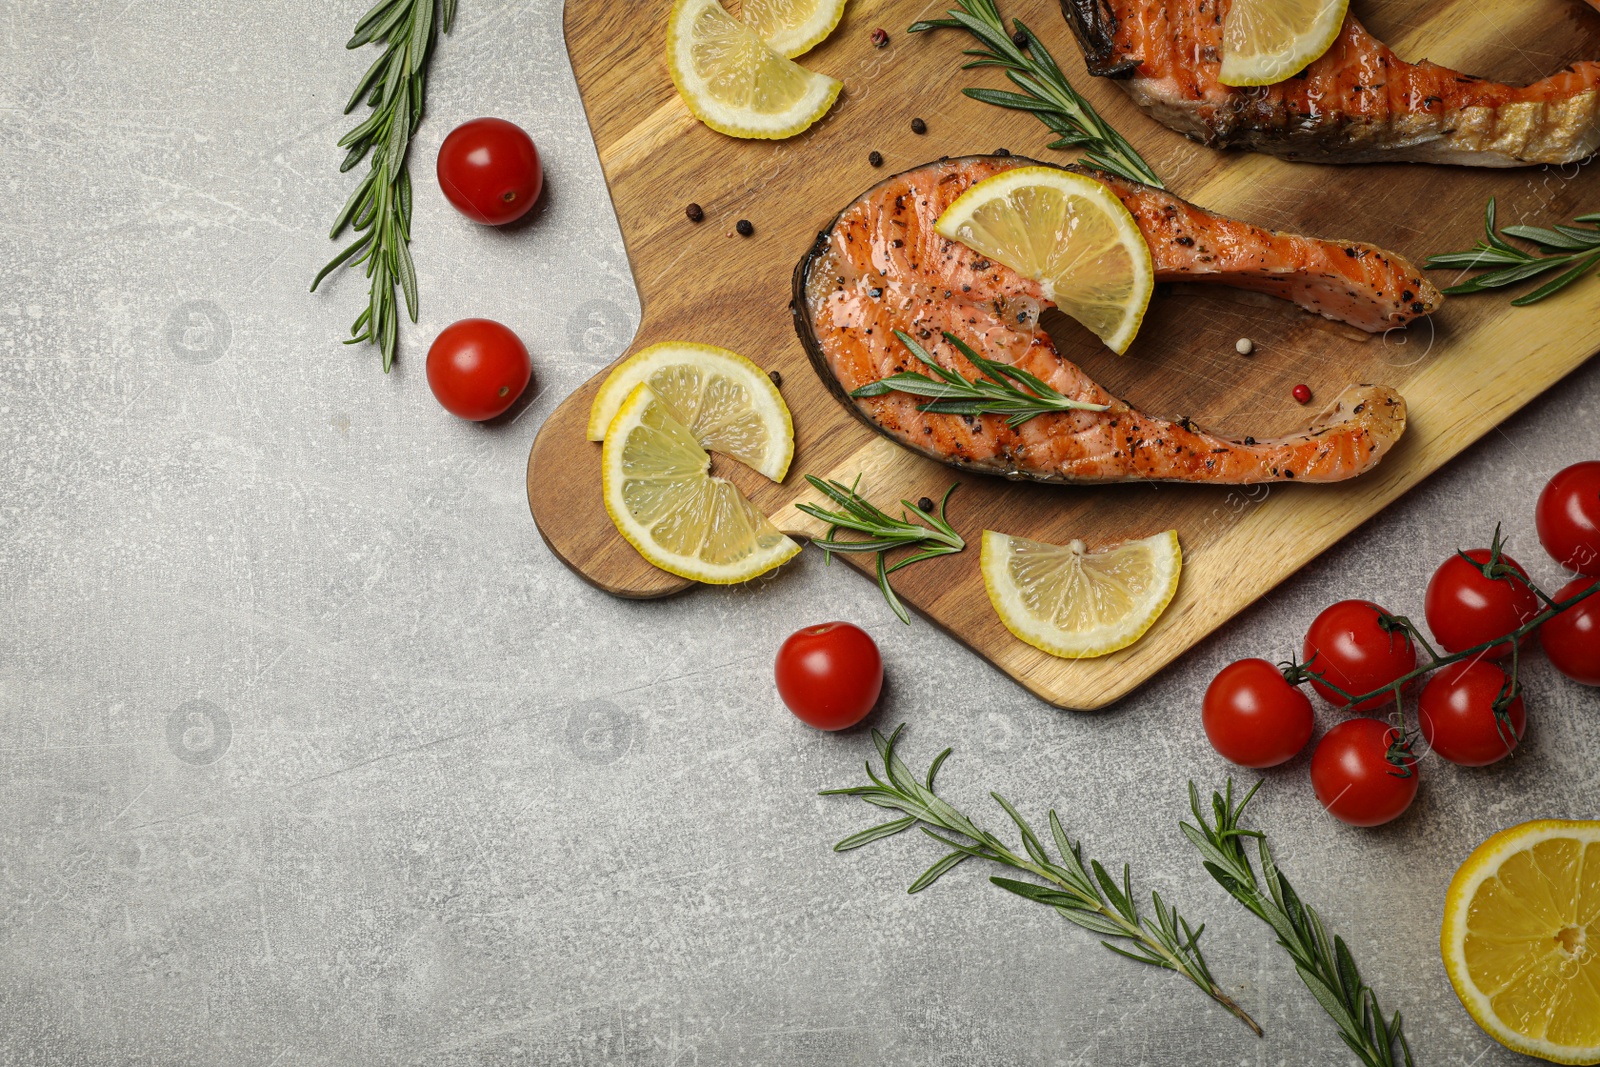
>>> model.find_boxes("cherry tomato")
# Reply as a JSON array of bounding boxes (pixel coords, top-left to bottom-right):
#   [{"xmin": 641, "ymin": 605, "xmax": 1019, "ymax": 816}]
[
  {"xmin": 1417, "ymin": 661, "xmax": 1526, "ymax": 766},
  {"xmin": 1310, "ymin": 718, "xmax": 1419, "ymax": 827},
  {"xmin": 1537, "ymin": 462, "xmax": 1600, "ymax": 576},
  {"xmin": 1302, "ymin": 600, "xmax": 1417, "ymax": 712},
  {"xmin": 1202, "ymin": 659, "xmax": 1315, "ymax": 768},
  {"xmin": 775, "ymin": 622, "xmax": 883, "ymax": 731},
  {"xmin": 1540, "ymin": 577, "xmax": 1600, "ymax": 686},
  {"xmin": 425, "ymin": 318, "xmax": 532, "ymax": 421},
  {"xmin": 436, "ymin": 118, "xmax": 543, "ymax": 226},
  {"xmin": 1424, "ymin": 548, "xmax": 1540, "ymax": 659}
]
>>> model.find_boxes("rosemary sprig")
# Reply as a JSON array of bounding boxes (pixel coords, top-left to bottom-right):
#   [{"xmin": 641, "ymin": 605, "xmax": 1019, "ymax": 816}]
[
  {"xmin": 823, "ymin": 727, "xmax": 1262, "ymax": 1035},
  {"xmin": 1183, "ymin": 782, "xmax": 1413, "ymax": 1067},
  {"xmin": 796, "ymin": 476, "xmax": 964, "ymax": 624},
  {"xmin": 1425, "ymin": 198, "xmax": 1600, "ymax": 306},
  {"xmin": 310, "ymin": 0, "xmax": 458, "ymax": 371},
  {"xmin": 851, "ymin": 330, "xmax": 1110, "ymax": 426},
  {"xmin": 908, "ymin": 0, "xmax": 1163, "ymax": 187}
]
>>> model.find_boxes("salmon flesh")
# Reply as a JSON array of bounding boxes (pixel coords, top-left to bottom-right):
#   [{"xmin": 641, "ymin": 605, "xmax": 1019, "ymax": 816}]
[
  {"xmin": 1060, "ymin": 0, "xmax": 1600, "ymax": 166},
  {"xmin": 793, "ymin": 156, "xmax": 1409, "ymax": 485}
]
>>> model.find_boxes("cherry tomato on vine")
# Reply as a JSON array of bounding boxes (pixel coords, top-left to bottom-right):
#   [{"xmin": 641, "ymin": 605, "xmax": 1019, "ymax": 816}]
[
  {"xmin": 1537, "ymin": 462, "xmax": 1600, "ymax": 576},
  {"xmin": 1424, "ymin": 547, "xmax": 1540, "ymax": 659},
  {"xmin": 1302, "ymin": 600, "xmax": 1417, "ymax": 712},
  {"xmin": 1310, "ymin": 718, "xmax": 1419, "ymax": 827},
  {"xmin": 1202, "ymin": 659, "xmax": 1314, "ymax": 768},
  {"xmin": 775, "ymin": 622, "xmax": 883, "ymax": 731},
  {"xmin": 425, "ymin": 318, "xmax": 532, "ymax": 421},
  {"xmin": 1417, "ymin": 661, "xmax": 1526, "ymax": 766},
  {"xmin": 437, "ymin": 118, "xmax": 544, "ymax": 226},
  {"xmin": 1540, "ymin": 577, "xmax": 1600, "ymax": 686}
]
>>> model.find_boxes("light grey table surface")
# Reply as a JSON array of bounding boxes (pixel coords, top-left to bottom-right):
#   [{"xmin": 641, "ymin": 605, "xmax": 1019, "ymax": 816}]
[{"xmin": 3, "ymin": 2, "xmax": 1597, "ymax": 1064}]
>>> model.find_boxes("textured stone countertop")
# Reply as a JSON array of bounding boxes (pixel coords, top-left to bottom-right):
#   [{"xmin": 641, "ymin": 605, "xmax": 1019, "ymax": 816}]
[{"xmin": 3, "ymin": 2, "xmax": 1597, "ymax": 1064}]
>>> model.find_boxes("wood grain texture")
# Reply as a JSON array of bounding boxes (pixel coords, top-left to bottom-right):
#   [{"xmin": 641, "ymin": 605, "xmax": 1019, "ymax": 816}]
[{"xmin": 529, "ymin": 0, "xmax": 1600, "ymax": 706}]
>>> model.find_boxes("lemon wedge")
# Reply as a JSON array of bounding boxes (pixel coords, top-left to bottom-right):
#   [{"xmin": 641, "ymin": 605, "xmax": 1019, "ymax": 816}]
[
  {"xmin": 667, "ymin": 0, "xmax": 842, "ymax": 140},
  {"xmin": 1218, "ymin": 0, "xmax": 1349, "ymax": 87},
  {"xmin": 741, "ymin": 0, "xmax": 847, "ymax": 59},
  {"xmin": 1442, "ymin": 820, "xmax": 1600, "ymax": 1065},
  {"xmin": 602, "ymin": 384, "xmax": 800, "ymax": 584},
  {"xmin": 980, "ymin": 530, "xmax": 1180, "ymax": 658},
  {"xmin": 934, "ymin": 167, "xmax": 1154, "ymax": 355},
  {"xmin": 588, "ymin": 342, "xmax": 794, "ymax": 482}
]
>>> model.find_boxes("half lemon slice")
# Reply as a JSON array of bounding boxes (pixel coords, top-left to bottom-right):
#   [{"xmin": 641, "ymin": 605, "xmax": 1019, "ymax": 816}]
[
  {"xmin": 667, "ymin": 0, "xmax": 842, "ymax": 139},
  {"xmin": 934, "ymin": 167, "xmax": 1154, "ymax": 355},
  {"xmin": 1442, "ymin": 820, "xmax": 1600, "ymax": 1065},
  {"xmin": 588, "ymin": 342, "xmax": 793, "ymax": 482},
  {"xmin": 1218, "ymin": 0, "xmax": 1349, "ymax": 87},
  {"xmin": 981, "ymin": 530, "xmax": 1180, "ymax": 658},
  {"xmin": 741, "ymin": 0, "xmax": 847, "ymax": 59},
  {"xmin": 602, "ymin": 384, "xmax": 800, "ymax": 584}
]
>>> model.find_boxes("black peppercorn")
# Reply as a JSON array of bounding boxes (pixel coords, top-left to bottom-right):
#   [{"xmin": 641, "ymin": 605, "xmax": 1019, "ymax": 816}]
[
  {"xmin": 1011, "ymin": 29, "xmax": 1029, "ymax": 48},
  {"xmin": 910, "ymin": 117, "xmax": 927, "ymax": 135},
  {"xmin": 735, "ymin": 219, "xmax": 753, "ymax": 237},
  {"xmin": 993, "ymin": 147, "xmax": 1010, "ymax": 157},
  {"xmin": 917, "ymin": 497, "xmax": 935, "ymax": 513},
  {"xmin": 685, "ymin": 203, "xmax": 704, "ymax": 222},
  {"xmin": 868, "ymin": 150, "xmax": 883, "ymax": 167},
  {"xmin": 768, "ymin": 370, "xmax": 782, "ymax": 387}
]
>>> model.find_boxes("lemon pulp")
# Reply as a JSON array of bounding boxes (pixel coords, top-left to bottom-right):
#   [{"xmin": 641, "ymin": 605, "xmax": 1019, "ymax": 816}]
[
  {"xmin": 667, "ymin": 0, "xmax": 841, "ymax": 139},
  {"xmin": 602, "ymin": 384, "xmax": 799, "ymax": 584},
  {"xmin": 1442, "ymin": 820, "xmax": 1600, "ymax": 1065},
  {"xmin": 934, "ymin": 167, "xmax": 1154, "ymax": 354},
  {"xmin": 1218, "ymin": 0, "xmax": 1349, "ymax": 87},
  {"xmin": 740, "ymin": 0, "xmax": 847, "ymax": 58},
  {"xmin": 589, "ymin": 342, "xmax": 793, "ymax": 482},
  {"xmin": 980, "ymin": 529, "xmax": 1180, "ymax": 658}
]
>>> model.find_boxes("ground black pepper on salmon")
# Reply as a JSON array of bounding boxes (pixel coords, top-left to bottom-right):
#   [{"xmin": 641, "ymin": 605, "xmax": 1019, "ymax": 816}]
[
  {"xmin": 793, "ymin": 156, "xmax": 1410, "ymax": 486},
  {"xmin": 1059, "ymin": 0, "xmax": 1600, "ymax": 166}
]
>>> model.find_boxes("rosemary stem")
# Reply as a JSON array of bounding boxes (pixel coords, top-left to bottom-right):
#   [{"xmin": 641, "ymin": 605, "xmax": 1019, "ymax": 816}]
[{"xmin": 1311, "ymin": 575, "xmax": 1599, "ymax": 710}]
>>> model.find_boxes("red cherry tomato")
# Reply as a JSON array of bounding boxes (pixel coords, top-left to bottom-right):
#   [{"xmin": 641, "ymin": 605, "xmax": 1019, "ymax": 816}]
[
  {"xmin": 1537, "ymin": 462, "xmax": 1600, "ymax": 576},
  {"xmin": 1309, "ymin": 718, "xmax": 1419, "ymax": 827},
  {"xmin": 775, "ymin": 622, "xmax": 883, "ymax": 731},
  {"xmin": 1423, "ymin": 548, "xmax": 1540, "ymax": 659},
  {"xmin": 1417, "ymin": 661, "xmax": 1526, "ymax": 766},
  {"xmin": 1303, "ymin": 600, "xmax": 1418, "ymax": 712},
  {"xmin": 1202, "ymin": 658, "xmax": 1315, "ymax": 768},
  {"xmin": 437, "ymin": 118, "xmax": 543, "ymax": 226},
  {"xmin": 1540, "ymin": 577, "xmax": 1600, "ymax": 686},
  {"xmin": 425, "ymin": 318, "xmax": 532, "ymax": 421}
]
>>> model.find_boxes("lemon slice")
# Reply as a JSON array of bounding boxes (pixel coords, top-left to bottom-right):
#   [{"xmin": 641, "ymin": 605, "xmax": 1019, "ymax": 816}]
[
  {"xmin": 588, "ymin": 342, "xmax": 793, "ymax": 481},
  {"xmin": 1218, "ymin": 0, "xmax": 1349, "ymax": 87},
  {"xmin": 667, "ymin": 0, "xmax": 842, "ymax": 140},
  {"xmin": 980, "ymin": 530, "xmax": 1180, "ymax": 658},
  {"xmin": 603, "ymin": 384, "xmax": 800, "ymax": 584},
  {"xmin": 741, "ymin": 0, "xmax": 846, "ymax": 58},
  {"xmin": 1442, "ymin": 820, "xmax": 1600, "ymax": 1065},
  {"xmin": 934, "ymin": 167, "xmax": 1154, "ymax": 355}
]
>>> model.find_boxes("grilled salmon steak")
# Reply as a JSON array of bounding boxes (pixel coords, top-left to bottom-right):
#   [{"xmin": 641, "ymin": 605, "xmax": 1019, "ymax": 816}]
[
  {"xmin": 794, "ymin": 156, "xmax": 1408, "ymax": 485},
  {"xmin": 1061, "ymin": 0, "xmax": 1600, "ymax": 166}
]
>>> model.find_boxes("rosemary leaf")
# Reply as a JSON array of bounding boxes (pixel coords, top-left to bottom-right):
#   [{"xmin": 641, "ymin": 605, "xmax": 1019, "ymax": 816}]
[
  {"xmin": 1427, "ymin": 197, "xmax": 1600, "ymax": 307},
  {"xmin": 796, "ymin": 477, "xmax": 964, "ymax": 624},
  {"xmin": 852, "ymin": 330, "xmax": 1108, "ymax": 427},
  {"xmin": 824, "ymin": 728, "xmax": 1262, "ymax": 1035},
  {"xmin": 313, "ymin": 0, "xmax": 455, "ymax": 372},
  {"xmin": 909, "ymin": 1, "xmax": 1162, "ymax": 187},
  {"xmin": 1183, "ymin": 781, "xmax": 1413, "ymax": 1067}
]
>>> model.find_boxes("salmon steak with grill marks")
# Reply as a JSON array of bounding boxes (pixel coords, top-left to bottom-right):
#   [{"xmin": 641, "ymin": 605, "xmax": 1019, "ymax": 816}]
[
  {"xmin": 1060, "ymin": 0, "xmax": 1600, "ymax": 166},
  {"xmin": 793, "ymin": 156, "xmax": 1412, "ymax": 485}
]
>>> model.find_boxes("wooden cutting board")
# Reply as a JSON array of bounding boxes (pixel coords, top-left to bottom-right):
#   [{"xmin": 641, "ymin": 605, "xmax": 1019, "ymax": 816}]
[{"xmin": 529, "ymin": 0, "xmax": 1600, "ymax": 709}]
